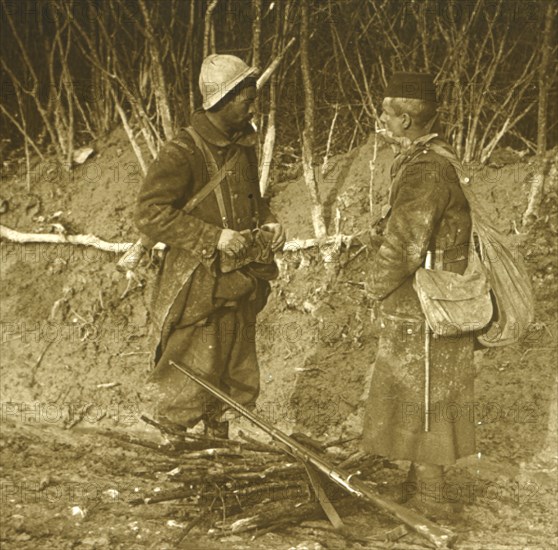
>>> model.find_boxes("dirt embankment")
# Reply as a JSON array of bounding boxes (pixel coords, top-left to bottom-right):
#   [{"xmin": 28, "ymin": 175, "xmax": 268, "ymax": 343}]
[
  {"xmin": 1, "ymin": 130, "xmax": 556, "ymax": 548},
  {"xmin": 1, "ymin": 131, "xmax": 556, "ymax": 448}
]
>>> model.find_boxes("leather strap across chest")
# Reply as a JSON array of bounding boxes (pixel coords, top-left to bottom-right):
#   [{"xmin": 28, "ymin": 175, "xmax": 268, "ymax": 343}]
[{"xmin": 173, "ymin": 127, "xmax": 260, "ymax": 229}]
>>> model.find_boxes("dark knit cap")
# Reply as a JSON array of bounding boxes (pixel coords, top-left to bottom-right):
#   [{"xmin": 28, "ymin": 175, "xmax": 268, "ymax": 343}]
[{"xmin": 385, "ymin": 72, "xmax": 437, "ymax": 103}]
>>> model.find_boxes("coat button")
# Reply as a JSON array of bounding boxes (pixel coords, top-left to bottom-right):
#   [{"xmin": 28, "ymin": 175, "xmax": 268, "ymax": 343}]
[
  {"xmin": 236, "ymin": 217, "xmax": 241, "ymax": 223},
  {"xmin": 407, "ymin": 328, "xmax": 413, "ymax": 334},
  {"xmin": 233, "ymin": 193, "xmax": 239, "ymax": 199}
]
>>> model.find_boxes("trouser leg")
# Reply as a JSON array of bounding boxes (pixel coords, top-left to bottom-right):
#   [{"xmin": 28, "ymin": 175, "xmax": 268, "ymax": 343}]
[
  {"xmin": 146, "ymin": 317, "xmax": 227, "ymax": 428},
  {"xmin": 146, "ymin": 301, "xmax": 260, "ymax": 429},
  {"xmin": 221, "ymin": 299, "xmax": 260, "ymax": 411}
]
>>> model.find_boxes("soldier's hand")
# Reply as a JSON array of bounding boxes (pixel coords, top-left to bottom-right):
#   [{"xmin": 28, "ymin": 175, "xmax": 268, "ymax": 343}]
[
  {"xmin": 261, "ymin": 223, "xmax": 286, "ymax": 252},
  {"xmin": 217, "ymin": 229, "xmax": 248, "ymax": 257}
]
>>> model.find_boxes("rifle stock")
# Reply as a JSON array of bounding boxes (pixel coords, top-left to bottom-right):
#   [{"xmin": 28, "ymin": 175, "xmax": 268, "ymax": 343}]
[{"xmin": 169, "ymin": 360, "xmax": 457, "ymax": 549}]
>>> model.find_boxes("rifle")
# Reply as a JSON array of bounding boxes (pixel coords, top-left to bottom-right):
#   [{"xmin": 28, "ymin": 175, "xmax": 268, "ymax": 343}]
[
  {"xmin": 169, "ymin": 360, "xmax": 457, "ymax": 549},
  {"xmin": 117, "ymin": 39, "xmax": 296, "ymax": 274}
]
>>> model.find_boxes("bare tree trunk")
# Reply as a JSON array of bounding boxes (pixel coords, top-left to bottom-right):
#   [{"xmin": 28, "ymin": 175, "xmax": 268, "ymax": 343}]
[
  {"xmin": 52, "ymin": 7, "xmax": 75, "ymax": 169},
  {"xmin": 251, "ymin": 0, "xmax": 261, "ymax": 69},
  {"xmin": 112, "ymin": 92, "xmax": 148, "ymax": 176},
  {"xmin": 259, "ymin": 111, "xmax": 276, "ymax": 197},
  {"xmin": 258, "ymin": 11, "xmax": 295, "ymax": 197},
  {"xmin": 188, "ymin": 0, "xmax": 196, "ymax": 116},
  {"xmin": 252, "ymin": 0, "xmax": 263, "ymax": 155},
  {"xmin": 300, "ymin": 3, "xmax": 327, "ymax": 240},
  {"xmin": 524, "ymin": 3, "xmax": 556, "ymax": 226},
  {"xmin": 204, "ymin": 1, "xmax": 219, "ymax": 59},
  {"xmin": 258, "ymin": 0, "xmax": 279, "ymax": 197},
  {"xmin": 2, "ymin": 3, "xmax": 65, "ymax": 164},
  {"xmin": 139, "ymin": 0, "xmax": 174, "ymax": 141},
  {"xmin": 537, "ymin": 1, "xmax": 555, "ymax": 156}
]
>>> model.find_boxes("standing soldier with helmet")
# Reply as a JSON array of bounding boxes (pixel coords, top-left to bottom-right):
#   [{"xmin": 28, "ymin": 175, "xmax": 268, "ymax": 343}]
[{"xmin": 135, "ymin": 54, "xmax": 285, "ymax": 439}]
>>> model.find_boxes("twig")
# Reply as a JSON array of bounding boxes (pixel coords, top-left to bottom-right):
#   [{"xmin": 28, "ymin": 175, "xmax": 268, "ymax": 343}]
[
  {"xmin": 340, "ymin": 244, "xmax": 367, "ymax": 268},
  {"xmin": 120, "ymin": 270, "xmax": 144, "ymax": 299},
  {"xmin": 174, "ymin": 508, "xmax": 212, "ymax": 546},
  {"xmin": 66, "ymin": 403, "xmax": 94, "ymax": 430},
  {"xmin": 29, "ymin": 341, "xmax": 53, "ymax": 389},
  {"xmin": 50, "ymin": 288, "xmax": 73, "ymax": 321},
  {"xmin": 323, "ymin": 436, "xmax": 360, "ymax": 449},
  {"xmin": 322, "ymin": 103, "xmax": 339, "ymax": 174},
  {"xmin": 519, "ymin": 348, "xmax": 556, "ymax": 362},
  {"xmin": 369, "ymin": 127, "xmax": 379, "ymax": 234},
  {"xmin": 283, "ymin": 233, "xmax": 360, "ymax": 252}
]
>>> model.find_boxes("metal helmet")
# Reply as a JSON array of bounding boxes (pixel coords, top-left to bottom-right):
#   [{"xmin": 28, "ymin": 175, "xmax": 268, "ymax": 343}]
[{"xmin": 199, "ymin": 54, "xmax": 258, "ymax": 110}]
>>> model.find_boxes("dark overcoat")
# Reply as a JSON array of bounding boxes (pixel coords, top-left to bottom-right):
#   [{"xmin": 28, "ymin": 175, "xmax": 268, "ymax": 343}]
[
  {"xmin": 135, "ymin": 111, "xmax": 276, "ymax": 363},
  {"xmin": 363, "ymin": 134, "xmax": 476, "ymax": 465}
]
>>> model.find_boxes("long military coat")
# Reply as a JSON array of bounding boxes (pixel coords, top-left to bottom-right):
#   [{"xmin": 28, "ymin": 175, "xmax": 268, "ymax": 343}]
[
  {"xmin": 362, "ymin": 134, "xmax": 476, "ymax": 465},
  {"xmin": 135, "ymin": 111, "xmax": 276, "ymax": 362}
]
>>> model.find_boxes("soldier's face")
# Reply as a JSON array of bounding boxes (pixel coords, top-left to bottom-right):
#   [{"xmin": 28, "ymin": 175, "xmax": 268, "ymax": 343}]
[
  {"xmin": 223, "ymin": 85, "xmax": 257, "ymax": 131},
  {"xmin": 380, "ymin": 99, "xmax": 405, "ymax": 138}
]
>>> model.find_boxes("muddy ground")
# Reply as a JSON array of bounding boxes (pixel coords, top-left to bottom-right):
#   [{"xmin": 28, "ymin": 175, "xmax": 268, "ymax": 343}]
[{"xmin": 0, "ymin": 130, "xmax": 556, "ymax": 549}]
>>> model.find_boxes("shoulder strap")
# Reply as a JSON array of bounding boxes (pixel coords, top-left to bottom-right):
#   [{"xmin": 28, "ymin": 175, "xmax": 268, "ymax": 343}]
[
  {"xmin": 172, "ymin": 128, "xmax": 240, "ymax": 217},
  {"xmin": 184, "ymin": 127, "xmax": 230, "ymax": 227},
  {"xmin": 427, "ymin": 142, "xmax": 468, "ymax": 183},
  {"xmin": 184, "ymin": 126, "xmax": 218, "ymax": 178}
]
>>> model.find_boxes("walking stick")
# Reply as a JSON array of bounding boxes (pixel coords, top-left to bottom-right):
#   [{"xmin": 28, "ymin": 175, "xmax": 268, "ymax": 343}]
[{"xmin": 424, "ymin": 250, "xmax": 433, "ymax": 432}]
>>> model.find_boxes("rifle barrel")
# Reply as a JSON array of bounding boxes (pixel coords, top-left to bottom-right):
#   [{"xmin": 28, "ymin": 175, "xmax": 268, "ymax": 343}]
[{"xmin": 169, "ymin": 360, "xmax": 456, "ymax": 549}]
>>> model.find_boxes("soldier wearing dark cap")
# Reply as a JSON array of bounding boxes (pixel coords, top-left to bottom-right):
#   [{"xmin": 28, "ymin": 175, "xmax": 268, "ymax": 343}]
[{"xmin": 362, "ymin": 72, "xmax": 475, "ymax": 517}]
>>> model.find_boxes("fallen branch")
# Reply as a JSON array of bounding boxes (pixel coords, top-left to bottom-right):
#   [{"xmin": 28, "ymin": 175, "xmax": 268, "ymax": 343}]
[
  {"xmin": 369, "ymin": 127, "xmax": 379, "ymax": 234},
  {"xmin": 282, "ymin": 234, "xmax": 361, "ymax": 252},
  {"xmin": 0, "ymin": 224, "xmax": 131, "ymax": 253},
  {"xmin": 0, "ymin": 224, "xmax": 164, "ymax": 254},
  {"xmin": 1, "ymin": 223, "xmax": 360, "ymax": 257}
]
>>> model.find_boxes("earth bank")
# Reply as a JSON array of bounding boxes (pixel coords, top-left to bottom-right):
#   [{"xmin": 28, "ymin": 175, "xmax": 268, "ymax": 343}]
[{"xmin": 0, "ymin": 131, "xmax": 556, "ymax": 548}]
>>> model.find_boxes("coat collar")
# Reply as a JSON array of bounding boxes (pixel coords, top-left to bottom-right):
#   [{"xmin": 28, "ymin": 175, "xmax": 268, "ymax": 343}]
[
  {"xmin": 391, "ymin": 133, "xmax": 441, "ymax": 180},
  {"xmin": 190, "ymin": 110, "xmax": 257, "ymax": 148}
]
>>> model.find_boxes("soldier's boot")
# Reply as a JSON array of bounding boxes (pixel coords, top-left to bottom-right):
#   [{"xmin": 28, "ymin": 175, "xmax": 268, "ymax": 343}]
[
  {"xmin": 203, "ymin": 417, "xmax": 230, "ymax": 440},
  {"xmin": 407, "ymin": 463, "xmax": 462, "ymax": 519},
  {"xmin": 397, "ymin": 462, "xmax": 418, "ymax": 504},
  {"xmin": 141, "ymin": 413, "xmax": 189, "ymax": 438}
]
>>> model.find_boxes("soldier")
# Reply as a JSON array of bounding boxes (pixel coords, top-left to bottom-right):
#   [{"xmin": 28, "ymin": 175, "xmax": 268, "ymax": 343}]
[
  {"xmin": 362, "ymin": 72, "xmax": 475, "ymax": 517},
  {"xmin": 135, "ymin": 54, "xmax": 285, "ymax": 439}
]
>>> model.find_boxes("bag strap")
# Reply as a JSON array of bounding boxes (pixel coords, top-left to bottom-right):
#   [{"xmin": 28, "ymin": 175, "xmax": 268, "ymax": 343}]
[
  {"xmin": 171, "ymin": 127, "xmax": 240, "ymax": 218},
  {"xmin": 427, "ymin": 142, "xmax": 469, "ymax": 184},
  {"xmin": 427, "ymin": 143, "xmax": 481, "ymax": 266},
  {"xmin": 183, "ymin": 126, "xmax": 218, "ymax": 179},
  {"xmin": 184, "ymin": 127, "xmax": 230, "ymax": 228}
]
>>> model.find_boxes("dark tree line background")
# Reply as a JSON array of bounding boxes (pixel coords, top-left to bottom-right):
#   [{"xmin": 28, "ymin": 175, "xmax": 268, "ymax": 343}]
[{"xmin": 1, "ymin": 0, "xmax": 557, "ymax": 188}]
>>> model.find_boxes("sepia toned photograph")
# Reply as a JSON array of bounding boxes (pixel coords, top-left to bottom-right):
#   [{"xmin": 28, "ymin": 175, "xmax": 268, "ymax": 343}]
[{"xmin": 1, "ymin": 1, "xmax": 556, "ymax": 548}]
